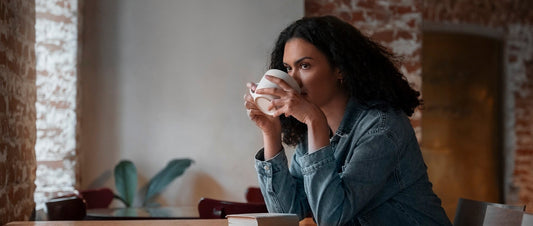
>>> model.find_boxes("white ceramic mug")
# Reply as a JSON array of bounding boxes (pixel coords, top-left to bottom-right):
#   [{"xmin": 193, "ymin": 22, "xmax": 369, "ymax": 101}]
[{"xmin": 250, "ymin": 69, "xmax": 301, "ymax": 116}]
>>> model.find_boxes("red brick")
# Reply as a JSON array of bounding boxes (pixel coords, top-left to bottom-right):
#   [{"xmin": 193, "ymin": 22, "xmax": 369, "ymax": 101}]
[
  {"xmin": 0, "ymin": 95, "xmax": 5, "ymax": 113},
  {"xmin": 305, "ymin": 1, "xmax": 322, "ymax": 16},
  {"xmin": 339, "ymin": 11, "xmax": 352, "ymax": 21},
  {"xmin": 392, "ymin": 5, "xmax": 415, "ymax": 14},
  {"xmin": 515, "ymin": 159, "xmax": 532, "ymax": 165},
  {"xmin": 320, "ymin": 3, "xmax": 336, "ymax": 14},
  {"xmin": 514, "ymin": 169, "xmax": 530, "ymax": 176},
  {"xmin": 0, "ymin": 191, "xmax": 7, "ymax": 211},
  {"xmin": 351, "ymin": 11, "xmax": 364, "ymax": 22},
  {"xmin": 0, "ymin": 162, "xmax": 5, "ymax": 187},
  {"xmin": 407, "ymin": 18, "xmax": 417, "ymax": 28},
  {"xmin": 372, "ymin": 30, "xmax": 394, "ymax": 43},
  {"xmin": 516, "ymin": 149, "xmax": 533, "ymax": 155},
  {"xmin": 368, "ymin": 10, "xmax": 390, "ymax": 21},
  {"xmin": 356, "ymin": 0, "xmax": 376, "ymax": 9}
]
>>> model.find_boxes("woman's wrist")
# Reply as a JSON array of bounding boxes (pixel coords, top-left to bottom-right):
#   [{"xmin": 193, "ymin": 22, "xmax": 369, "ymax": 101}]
[
  {"xmin": 305, "ymin": 108, "xmax": 330, "ymax": 153},
  {"xmin": 262, "ymin": 132, "xmax": 282, "ymax": 160}
]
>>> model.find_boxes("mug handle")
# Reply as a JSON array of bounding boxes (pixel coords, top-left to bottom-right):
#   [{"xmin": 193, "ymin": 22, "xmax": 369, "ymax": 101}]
[{"xmin": 249, "ymin": 83, "xmax": 259, "ymax": 98}]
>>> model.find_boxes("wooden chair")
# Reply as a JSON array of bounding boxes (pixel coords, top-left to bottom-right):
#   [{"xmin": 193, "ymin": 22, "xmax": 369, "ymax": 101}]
[
  {"xmin": 245, "ymin": 187, "xmax": 265, "ymax": 203},
  {"xmin": 523, "ymin": 212, "xmax": 533, "ymax": 226},
  {"xmin": 197, "ymin": 197, "xmax": 268, "ymax": 219},
  {"xmin": 45, "ymin": 195, "xmax": 87, "ymax": 220},
  {"xmin": 482, "ymin": 205, "xmax": 524, "ymax": 226},
  {"xmin": 453, "ymin": 198, "xmax": 526, "ymax": 226}
]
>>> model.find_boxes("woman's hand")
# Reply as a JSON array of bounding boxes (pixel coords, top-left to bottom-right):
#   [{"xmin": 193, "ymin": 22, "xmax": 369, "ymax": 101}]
[
  {"xmin": 245, "ymin": 82, "xmax": 284, "ymax": 159},
  {"xmin": 256, "ymin": 75, "xmax": 330, "ymax": 152},
  {"xmin": 256, "ymin": 75, "xmax": 322, "ymax": 125},
  {"xmin": 244, "ymin": 82, "xmax": 282, "ymax": 136}
]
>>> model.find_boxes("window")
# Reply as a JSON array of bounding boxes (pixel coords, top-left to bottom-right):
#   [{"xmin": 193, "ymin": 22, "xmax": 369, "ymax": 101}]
[{"xmin": 34, "ymin": 0, "xmax": 79, "ymax": 210}]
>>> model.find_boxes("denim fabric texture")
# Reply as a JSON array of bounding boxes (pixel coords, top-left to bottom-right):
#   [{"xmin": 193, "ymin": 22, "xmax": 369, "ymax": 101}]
[{"xmin": 254, "ymin": 99, "xmax": 452, "ymax": 226}]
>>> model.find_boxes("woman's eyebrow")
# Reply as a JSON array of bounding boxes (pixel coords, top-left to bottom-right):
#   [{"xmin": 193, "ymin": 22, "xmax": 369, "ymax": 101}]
[{"xmin": 284, "ymin": 56, "xmax": 313, "ymax": 66}]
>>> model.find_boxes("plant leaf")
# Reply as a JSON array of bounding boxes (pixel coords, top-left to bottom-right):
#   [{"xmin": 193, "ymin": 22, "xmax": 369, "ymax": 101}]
[
  {"xmin": 114, "ymin": 160, "xmax": 137, "ymax": 207},
  {"xmin": 144, "ymin": 158, "xmax": 193, "ymax": 204}
]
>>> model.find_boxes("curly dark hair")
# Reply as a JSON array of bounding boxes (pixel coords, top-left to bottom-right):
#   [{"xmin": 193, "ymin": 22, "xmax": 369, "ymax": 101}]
[{"xmin": 269, "ymin": 15, "xmax": 422, "ymax": 146}]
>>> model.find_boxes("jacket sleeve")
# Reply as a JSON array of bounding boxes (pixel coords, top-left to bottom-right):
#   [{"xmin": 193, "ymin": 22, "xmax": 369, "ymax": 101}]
[
  {"xmin": 254, "ymin": 148, "xmax": 311, "ymax": 220},
  {"xmin": 298, "ymin": 132, "xmax": 399, "ymax": 225}
]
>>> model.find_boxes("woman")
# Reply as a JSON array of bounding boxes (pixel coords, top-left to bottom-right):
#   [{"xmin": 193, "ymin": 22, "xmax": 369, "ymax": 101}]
[{"xmin": 244, "ymin": 16, "xmax": 451, "ymax": 225}]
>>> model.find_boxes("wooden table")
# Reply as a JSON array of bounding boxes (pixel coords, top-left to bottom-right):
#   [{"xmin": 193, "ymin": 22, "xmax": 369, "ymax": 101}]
[
  {"xmin": 6, "ymin": 220, "xmax": 227, "ymax": 226},
  {"xmin": 7, "ymin": 218, "xmax": 316, "ymax": 226},
  {"xmin": 85, "ymin": 207, "xmax": 199, "ymax": 220}
]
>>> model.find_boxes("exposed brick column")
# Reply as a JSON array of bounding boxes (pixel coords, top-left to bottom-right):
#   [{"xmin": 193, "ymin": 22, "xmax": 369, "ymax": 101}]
[
  {"xmin": 513, "ymin": 57, "xmax": 533, "ymax": 207},
  {"xmin": 0, "ymin": 0, "xmax": 37, "ymax": 224},
  {"xmin": 305, "ymin": 0, "xmax": 423, "ymax": 139}
]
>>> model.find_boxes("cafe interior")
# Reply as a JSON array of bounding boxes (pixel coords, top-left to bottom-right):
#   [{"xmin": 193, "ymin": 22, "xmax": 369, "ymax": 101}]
[{"xmin": 1, "ymin": 0, "xmax": 533, "ymax": 225}]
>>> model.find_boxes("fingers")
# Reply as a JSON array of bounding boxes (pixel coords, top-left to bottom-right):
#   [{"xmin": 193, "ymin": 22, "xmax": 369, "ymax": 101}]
[
  {"xmin": 265, "ymin": 75, "xmax": 294, "ymax": 91},
  {"xmin": 255, "ymin": 87, "xmax": 282, "ymax": 99},
  {"xmin": 268, "ymin": 99, "xmax": 287, "ymax": 117},
  {"xmin": 244, "ymin": 92, "xmax": 254, "ymax": 103},
  {"xmin": 244, "ymin": 92, "xmax": 264, "ymax": 119},
  {"xmin": 255, "ymin": 76, "xmax": 297, "ymax": 97}
]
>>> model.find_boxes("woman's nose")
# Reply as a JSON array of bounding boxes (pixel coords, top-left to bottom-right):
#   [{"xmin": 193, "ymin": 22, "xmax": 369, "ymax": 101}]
[{"xmin": 289, "ymin": 72, "xmax": 303, "ymax": 88}]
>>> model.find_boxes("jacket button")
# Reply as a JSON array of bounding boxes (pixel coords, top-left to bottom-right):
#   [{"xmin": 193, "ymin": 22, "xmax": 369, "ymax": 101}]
[{"xmin": 264, "ymin": 165, "xmax": 270, "ymax": 170}]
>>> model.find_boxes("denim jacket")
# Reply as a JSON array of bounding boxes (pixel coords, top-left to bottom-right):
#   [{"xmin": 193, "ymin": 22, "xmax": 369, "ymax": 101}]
[{"xmin": 254, "ymin": 99, "xmax": 452, "ymax": 226}]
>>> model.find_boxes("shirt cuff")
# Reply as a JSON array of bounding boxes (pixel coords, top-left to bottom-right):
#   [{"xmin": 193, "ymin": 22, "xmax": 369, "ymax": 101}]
[
  {"xmin": 298, "ymin": 145, "xmax": 336, "ymax": 175},
  {"xmin": 255, "ymin": 148, "xmax": 288, "ymax": 176}
]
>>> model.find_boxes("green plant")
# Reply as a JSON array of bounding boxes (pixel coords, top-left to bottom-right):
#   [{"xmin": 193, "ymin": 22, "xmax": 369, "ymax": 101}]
[{"xmin": 113, "ymin": 158, "xmax": 193, "ymax": 207}]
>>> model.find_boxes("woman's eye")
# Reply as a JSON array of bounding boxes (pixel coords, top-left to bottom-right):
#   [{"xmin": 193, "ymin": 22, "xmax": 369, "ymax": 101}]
[
  {"xmin": 286, "ymin": 67, "xmax": 292, "ymax": 72},
  {"xmin": 301, "ymin": 63, "xmax": 310, "ymax": 69}
]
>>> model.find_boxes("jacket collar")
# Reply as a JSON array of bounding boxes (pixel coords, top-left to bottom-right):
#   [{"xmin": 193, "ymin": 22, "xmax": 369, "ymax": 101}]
[{"xmin": 334, "ymin": 97, "xmax": 362, "ymax": 137}]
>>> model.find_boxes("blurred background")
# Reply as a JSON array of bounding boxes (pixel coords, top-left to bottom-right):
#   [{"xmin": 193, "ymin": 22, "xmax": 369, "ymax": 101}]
[{"xmin": 1, "ymin": 0, "xmax": 532, "ymax": 224}]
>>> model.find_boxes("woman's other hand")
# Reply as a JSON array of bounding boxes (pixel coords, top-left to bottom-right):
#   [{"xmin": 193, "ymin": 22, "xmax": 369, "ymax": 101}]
[{"xmin": 244, "ymin": 82, "xmax": 281, "ymax": 137}]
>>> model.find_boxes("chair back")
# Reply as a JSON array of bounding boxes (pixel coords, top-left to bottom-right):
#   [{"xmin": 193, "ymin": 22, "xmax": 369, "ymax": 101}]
[
  {"xmin": 197, "ymin": 197, "xmax": 268, "ymax": 219},
  {"xmin": 46, "ymin": 196, "xmax": 87, "ymax": 220},
  {"xmin": 80, "ymin": 187, "xmax": 115, "ymax": 209},
  {"xmin": 483, "ymin": 205, "xmax": 524, "ymax": 226},
  {"xmin": 453, "ymin": 198, "xmax": 525, "ymax": 226},
  {"xmin": 245, "ymin": 187, "xmax": 265, "ymax": 203},
  {"xmin": 523, "ymin": 212, "xmax": 533, "ymax": 226}
]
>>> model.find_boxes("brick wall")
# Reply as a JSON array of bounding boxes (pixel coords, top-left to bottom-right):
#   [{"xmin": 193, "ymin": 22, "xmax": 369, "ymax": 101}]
[
  {"xmin": 0, "ymin": 0, "xmax": 37, "ymax": 225},
  {"xmin": 514, "ymin": 58, "xmax": 533, "ymax": 206},
  {"xmin": 306, "ymin": 0, "xmax": 533, "ymax": 210}
]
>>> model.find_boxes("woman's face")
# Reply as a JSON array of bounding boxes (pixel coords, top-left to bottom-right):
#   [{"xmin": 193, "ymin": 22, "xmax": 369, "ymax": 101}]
[{"xmin": 283, "ymin": 38, "xmax": 344, "ymax": 108}]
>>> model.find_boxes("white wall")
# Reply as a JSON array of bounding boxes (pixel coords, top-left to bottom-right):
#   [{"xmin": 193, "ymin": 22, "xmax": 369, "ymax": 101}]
[{"xmin": 80, "ymin": 0, "xmax": 303, "ymax": 206}]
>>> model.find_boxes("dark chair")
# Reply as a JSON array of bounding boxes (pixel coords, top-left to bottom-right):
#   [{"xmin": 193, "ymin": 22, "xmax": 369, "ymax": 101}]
[
  {"xmin": 483, "ymin": 205, "xmax": 524, "ymax": 226},
  {"xmin": 245, "ymin": 187, "xmax": 265, "ymax": 203},
  {"xmin": 45, "ymin": 195, "xmax": 87, "ymax": 220},
  {"xmin": 453, "ymin": 198, "xmax": 526, "ymax": 226},
  {"xmin": 197, "ymin": 197, "xmax": 268, "ymax": 219},
  {"xmin": 80, "ymin": 187, "xmax": 115, "ymax": 209}
]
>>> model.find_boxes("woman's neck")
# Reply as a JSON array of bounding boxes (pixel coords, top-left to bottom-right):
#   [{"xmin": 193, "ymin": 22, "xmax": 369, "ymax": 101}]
[{"xmin": 320, "ymin": 94, "xmax": 349, "ymax": 134}]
